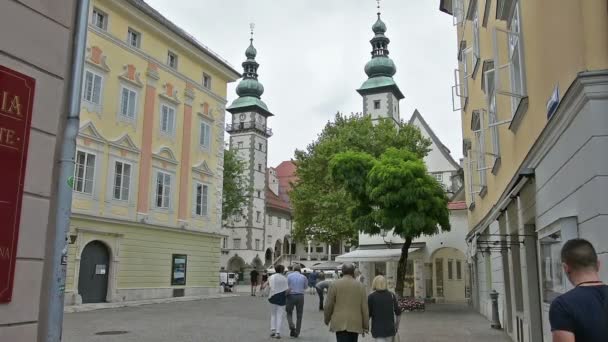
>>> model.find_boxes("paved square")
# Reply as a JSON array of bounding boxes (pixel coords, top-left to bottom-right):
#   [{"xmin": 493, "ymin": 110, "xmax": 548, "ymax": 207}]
[{"xmin": 63, "ymin": 294, "xmax": 511, "ymax": 342}]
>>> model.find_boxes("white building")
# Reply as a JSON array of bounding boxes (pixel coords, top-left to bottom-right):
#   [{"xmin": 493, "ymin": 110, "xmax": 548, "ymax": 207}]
[{"xmin": 337, "ymin": 10, "xmax": 470, "ymax": 303}]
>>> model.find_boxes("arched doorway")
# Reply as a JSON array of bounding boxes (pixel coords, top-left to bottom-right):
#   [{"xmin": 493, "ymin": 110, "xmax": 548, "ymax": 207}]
[
  {"xmin": 78, "ymin": 241, "xmax": 110, "ymax": 303},
  {"xmin": 283, "ymin": 237, "xmax": 290, "ymax": 255},
  {"xmin": 265, "ymin": 248, "xmax": 273, "ymax": 266},
  {"xmin": 430, "ymin": 247, "xmax": 467, "ymax": 303},
  {"xmin": 252, "ymin": 256, "xmax": 263, "ymax": 270},
  {"xmin": 228, "ymin": 255, "xmax": 245, "ymax": 272},
  {"xmin": 274, "ymin": 240, "xmax": 282, "ymax": 259}
]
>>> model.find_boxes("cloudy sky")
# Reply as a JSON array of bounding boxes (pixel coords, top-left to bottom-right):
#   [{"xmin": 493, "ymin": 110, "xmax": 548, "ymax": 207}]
[{"xmin": 146, "ymin": 0, "xmax": 461, "ymax": 167}]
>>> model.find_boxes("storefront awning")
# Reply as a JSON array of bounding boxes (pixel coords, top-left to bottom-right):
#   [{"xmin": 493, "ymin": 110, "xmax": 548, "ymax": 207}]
[{"xmin": 335, "ymin": 247, "xmax": 421, "ymax": 263}]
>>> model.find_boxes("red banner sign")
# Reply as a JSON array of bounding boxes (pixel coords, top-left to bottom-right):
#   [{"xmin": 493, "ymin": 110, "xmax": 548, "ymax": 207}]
[{"xmin": 0, "ymin": 65, "xmax": 35, "ymax": 303}]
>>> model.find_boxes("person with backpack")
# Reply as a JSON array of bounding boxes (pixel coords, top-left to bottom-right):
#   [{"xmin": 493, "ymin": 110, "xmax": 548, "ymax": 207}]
[
  {"xmin": 549, "ymin": 239, "xmax": 608, "ymax": 342},
  {"xmin": 268, "ymin": 264, "xmax": 288, "ymax": 339},
  {"xmin": 367, "ymin": 275, "xmax": 401, "ymax": 342}
]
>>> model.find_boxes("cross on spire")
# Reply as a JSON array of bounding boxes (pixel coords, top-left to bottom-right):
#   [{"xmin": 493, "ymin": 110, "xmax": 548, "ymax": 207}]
[
  {"xmin": 250, "ymin": 23, "xmax": 255, "ymax": 42},
  {"xmin": 376, "ymin": 0, "xmax": 381, "ymax": 16}
]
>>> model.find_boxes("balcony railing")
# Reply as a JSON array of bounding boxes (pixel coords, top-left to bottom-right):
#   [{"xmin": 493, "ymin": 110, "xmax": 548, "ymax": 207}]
[{"xmin": 226, "ymin": 121, "xmax": 273, "ymax": 137}]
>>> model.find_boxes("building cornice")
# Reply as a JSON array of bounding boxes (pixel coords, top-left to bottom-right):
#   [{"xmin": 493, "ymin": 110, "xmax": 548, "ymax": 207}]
[
  {"xmin": 88, "ymin": 26, "xmax": 229, "ymax": 105},
  {"xmin": 72, "ymin": 213, "xmax": 223, "ymax": 239}
]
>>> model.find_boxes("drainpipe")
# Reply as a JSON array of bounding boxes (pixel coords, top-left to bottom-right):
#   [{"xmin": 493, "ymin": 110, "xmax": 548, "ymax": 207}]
[{"xmin": 40, "ymin": 0, "xmax": 91, "ymax": 341}]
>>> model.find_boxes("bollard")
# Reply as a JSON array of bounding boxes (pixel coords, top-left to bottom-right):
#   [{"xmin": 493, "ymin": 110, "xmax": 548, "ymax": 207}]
[{"xmin": 490, "ymin": 290, "xmax": 502, "ymax": 329}]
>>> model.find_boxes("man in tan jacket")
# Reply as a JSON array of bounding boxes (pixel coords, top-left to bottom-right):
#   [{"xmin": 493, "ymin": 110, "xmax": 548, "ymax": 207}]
[{"xmin": 324, "ymin": 264, "xmax": 369, "ymax": 342}]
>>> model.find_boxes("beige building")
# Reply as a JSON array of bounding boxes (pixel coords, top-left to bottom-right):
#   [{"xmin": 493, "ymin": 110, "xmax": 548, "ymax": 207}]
[
  {"xmin": 0, "ymin": 0, "xmax": 79, "ymax": 340},
  {"xmin": 439, "ymin": 0, "xmax": 608, "ymax": 341}
]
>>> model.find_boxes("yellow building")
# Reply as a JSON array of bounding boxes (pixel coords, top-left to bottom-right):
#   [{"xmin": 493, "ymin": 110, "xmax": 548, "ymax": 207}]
[
  {"xmin": 440, "ymin": 0, "xmax": 608, "ymax": 341},
  {"xmin": 65, "ymin": 0, "xmax": 240, "ymax": 304}
]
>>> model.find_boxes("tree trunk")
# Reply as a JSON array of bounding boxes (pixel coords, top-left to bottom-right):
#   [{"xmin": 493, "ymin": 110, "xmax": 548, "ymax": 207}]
[{"xmin": 395, "ymin": 236, "xmax": 413, "ymax": 298}]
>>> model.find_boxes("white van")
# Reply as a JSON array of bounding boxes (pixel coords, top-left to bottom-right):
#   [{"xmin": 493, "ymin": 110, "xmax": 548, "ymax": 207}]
[{"xmin": 219, "ymin": 271, "xmax": 236, "ymax": 290}]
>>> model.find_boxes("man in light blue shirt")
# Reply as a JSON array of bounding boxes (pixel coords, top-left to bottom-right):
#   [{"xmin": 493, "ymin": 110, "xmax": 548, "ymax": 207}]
[{"xmin": 286, "ymin": 265, "xmax": 308, "ymax": 338}]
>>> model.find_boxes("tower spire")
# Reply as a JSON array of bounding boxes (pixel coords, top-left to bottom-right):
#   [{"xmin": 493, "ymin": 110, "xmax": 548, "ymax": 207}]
[{"xmin": 227, "ymin": 25, "xmax": 273, "ymax": 117}]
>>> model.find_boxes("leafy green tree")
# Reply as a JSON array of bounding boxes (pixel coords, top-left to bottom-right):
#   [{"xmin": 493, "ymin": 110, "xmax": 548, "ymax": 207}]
[
  {"xmin": 222, "ymin": 148, "xmax": 250, "ymax": 222},
  {"xmin": 290, "ymin": 113, "xmax": 431, "ymax": 247},
  {"xmin": 330, "ymin": 148, "xmax": 450, "ymax": 297}
]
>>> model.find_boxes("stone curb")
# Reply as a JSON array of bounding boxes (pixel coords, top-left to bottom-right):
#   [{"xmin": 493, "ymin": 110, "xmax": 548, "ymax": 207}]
[{"xmin": 64, "ymin": 294, "xmax": 240, "ymax": 313}]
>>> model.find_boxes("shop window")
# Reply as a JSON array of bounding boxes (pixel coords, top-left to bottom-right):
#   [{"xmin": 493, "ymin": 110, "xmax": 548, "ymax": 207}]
[
  {"xmin": 171, "ymin": 254, "xmax": 187, "ymax": 285},
  {"xmin": 541, "ymin": 231, "xmax": 565, "ymax": 303},
  {"xmin": 435, "ymin": 258, "xmax": 444, "ymax": 297},
  {"xmin": 448, "ymin": 259, "xmax": 454, "ymax": 280}
]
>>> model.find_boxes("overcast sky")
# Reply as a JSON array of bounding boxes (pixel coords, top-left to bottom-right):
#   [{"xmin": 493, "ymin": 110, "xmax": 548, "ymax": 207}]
[{"xmin": 146, "ymin": 0, "xmax": 461, "ymax": 167}]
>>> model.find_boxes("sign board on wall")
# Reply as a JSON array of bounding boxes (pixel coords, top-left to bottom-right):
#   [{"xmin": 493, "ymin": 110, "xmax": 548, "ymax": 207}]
[{"xmin": 0, "ymin": 65, "xmax": 35, "ymax": 303}]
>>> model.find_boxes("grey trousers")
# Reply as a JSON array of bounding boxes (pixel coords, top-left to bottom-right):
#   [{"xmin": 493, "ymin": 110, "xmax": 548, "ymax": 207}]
[{"xmin": 286, "ymin": 294, "xmax": 304, "ymax": 335}]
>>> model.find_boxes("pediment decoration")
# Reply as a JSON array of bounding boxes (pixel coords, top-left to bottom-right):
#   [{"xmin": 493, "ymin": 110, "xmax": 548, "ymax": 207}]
[
  {"xmin": 119, "ymin": 64, "xmax": 143, "ymax": 88},
  {"xmin": 159, "ymin": 82, "xmax": 180, "ymax": 105},
  {"xmin": 198, "ymin": 102, "xmax": 214, "ymax": 121},
  {"xmin": 85, "ymin": 46, "xmax": 111, "ymax": 72},
  {"xmin": 78, "ymin": 121, "xmax": 106, "ymax": 143},
  {"xmin": 146, "ymin": 62, "xmax": 160, "ymax": 81},
  {"xmin": 192, "ymin": 160, "xmax": 214, "ymax": 176},
  {"xmin": 109, "ymin": 134, "xmax": 140, "ymax": 153},
  {"xmin": 153, "ymin": 146, "xmax": 178, "ymax": 165},
  {"xmin": 184, "ymin": 83, "xmax": 195, "ymax": 102}
]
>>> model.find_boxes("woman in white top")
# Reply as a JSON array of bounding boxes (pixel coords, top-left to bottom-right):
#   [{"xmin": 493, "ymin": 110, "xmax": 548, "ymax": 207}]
[{"xmin": 268, "ymin": 264, "xmax": 289, "ymax": 339}]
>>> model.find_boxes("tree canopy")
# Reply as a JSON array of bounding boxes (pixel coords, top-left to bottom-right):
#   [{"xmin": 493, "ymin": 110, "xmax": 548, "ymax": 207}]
[
  {"xmin": 222, "ymin": 148, "xmax": 249, "ymax": 222},
  {"xmin": 330, "ymin": 147, "xmax": 451, "ymax": 296},
  {"xmin": 290, "ymin": 113, "xmax": 431, "ymax": 245}
]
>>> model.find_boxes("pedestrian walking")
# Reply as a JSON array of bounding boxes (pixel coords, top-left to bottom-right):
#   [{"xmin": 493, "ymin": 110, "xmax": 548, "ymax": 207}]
[
  {"xmin": 308, "ymin": 270, "xmax": 318, "ymax": 295},
  {"xmin": 368, "ymin": 275, "xmax": 401, "ymax": 342},
  {"xmin": 260, "ymin": 270, "xmax": 269, "ymax": 297},
  {"xmin": 286, "ymin": 265, "xmax": 308, "ymax": 338},
  {"xmin": 315, "ymin": 273, "xmax": 331, "ymax": 311},
  {"xmin": 250, "ymin": 268, "xmax": 260, "ymax": 296},
  {"xmin": 324, "ymin": 263, "xmax": 369, "ymax": 342},
  {"xmin": 356, "ymin": 269, "xmax": 366, "ymax": 286},
  {"xmin": 268, "ymin": 264, "xmax": 288, "ymax": 339},
  {"xmin": 549, "ymin": 239, "xmax": 608, "ymax": 342}
]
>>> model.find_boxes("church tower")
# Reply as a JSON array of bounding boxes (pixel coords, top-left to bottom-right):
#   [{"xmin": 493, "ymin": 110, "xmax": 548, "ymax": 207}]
[
  {"xmin": 225, "ymin": 27, "xmax": 273, "ymax": 271},
  {"xmin": 357, "ymin": 3, "xmax": 404, "ymax": 124}
]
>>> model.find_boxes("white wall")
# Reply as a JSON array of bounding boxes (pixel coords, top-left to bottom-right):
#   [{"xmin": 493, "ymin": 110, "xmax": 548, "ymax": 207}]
[{"xmin": 410, "ymin": 115, "xmax": 458, "ymax": 176}]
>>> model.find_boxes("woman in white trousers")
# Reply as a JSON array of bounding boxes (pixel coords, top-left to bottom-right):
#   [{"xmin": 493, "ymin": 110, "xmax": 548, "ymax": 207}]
[{"xmin": 268, "ymin": 264, "xmax": 288, "ymax": 339}]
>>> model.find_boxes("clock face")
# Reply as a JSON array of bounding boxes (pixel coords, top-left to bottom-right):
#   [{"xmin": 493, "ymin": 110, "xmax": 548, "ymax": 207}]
[{"xmin": 239, "ymin": 113, "xmax": 246, "ymax": 121}]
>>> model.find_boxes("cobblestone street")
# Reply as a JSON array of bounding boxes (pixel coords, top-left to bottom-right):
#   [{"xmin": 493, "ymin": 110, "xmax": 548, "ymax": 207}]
[{"xmin": 63, "ymin": 293, "xmax": 511, "ymax": 342}]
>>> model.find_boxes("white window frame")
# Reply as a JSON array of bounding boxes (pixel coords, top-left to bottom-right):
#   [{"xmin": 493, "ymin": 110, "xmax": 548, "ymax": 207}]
[
  {"xmin": 127, "ymin": 27, "xmax": 141, "ymax": 48},
  {"xmin": 160, "ymin": 104, "xmax": 176, "ymax": 136},
  {"xmin": 154, "ymin": 170, "xmax": 172, "ymax": 209},
  {"xmin": 73, "ymin": 150, "xmax": 96, "ymax": 195},
  {"xmin": 472, "ymin": 3, "xmax": 481, "ymax": 68},
  {"xmin": 194, "ymin": 181, "xmax": 209, "ymax": 216},
  {"xmin": 467, "ymin": 158, "xmax": 476, "ymax": 205},
  {"xmin": 82, "ymin": 69, "xmax": 104, "ymax": 106},
  {"xmin": 112, "ymin": 160, "xmax": 132, "ymax": 201},
  {"xmin": 200, "ymin": 120, "xmax": 211, "ymax": 149},
  {"xmin": 256, "ymin": 211, "xmax": 261, "ymax": 223},
  {"xmin": 119, "ymin": 86, "xmax": 138, "ymax": 121},
  {"xmin": 508, "ymin": 3, "xmax": 525, "ymax": 115},
  {"xmin": 473, "ymin": 112, "xmax": 487, "ymax": 189},
  {"xmin": 433, "ymin": 173, "xmax": 443, "ymax": 182},
  {"xmin": 222, "ymin": 237, "xmax": 228, "ymax": 249},
  {"xmin": 203, "ymin": 73, "xmax": 212, "ymax": 89},
  {"xmin": 268, "ymin": 215, "xmax": 273, "ymax": 225},
  {"xmin": 255, "ymin": 239, "xmax": 261, "ymax": 251},
  {"xmin": 452, "ymin": 0, "xmax": 466, "ymax": 26},
  {"xmin": 233, "ymin": 238, "xmax": 241, "ymax": 249},
  {"xmin": 167, "ymin": 51, "xmax": 178, "ymax": 69},
  {"xmin": 91, "ymin": 8, "xmax": 108, "ymax": 30},
  {"xmin": 373, "ymin": 100, "xmax": 381, "ymax": 110}
]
